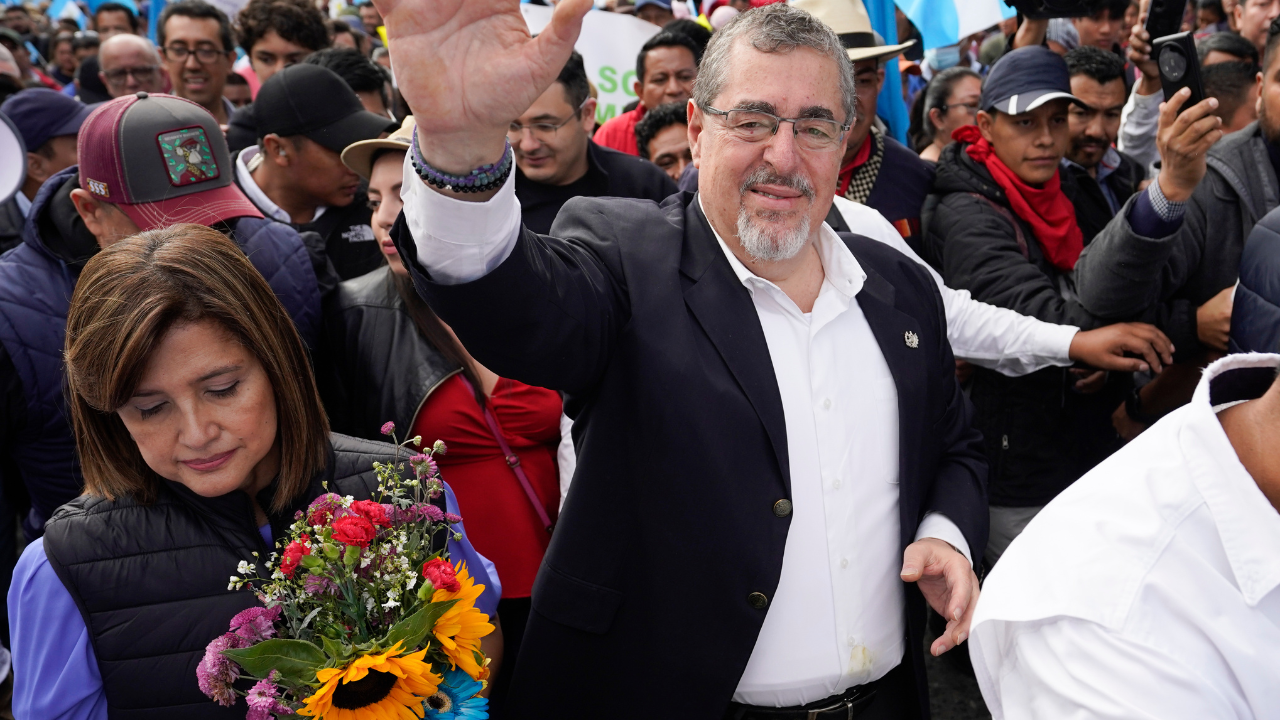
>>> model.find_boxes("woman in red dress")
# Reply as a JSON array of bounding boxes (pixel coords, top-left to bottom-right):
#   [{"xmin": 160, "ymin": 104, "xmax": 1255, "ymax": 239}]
[{"xmin": 322, "ymin": 119, "xmax": 561, "ymax": 712}]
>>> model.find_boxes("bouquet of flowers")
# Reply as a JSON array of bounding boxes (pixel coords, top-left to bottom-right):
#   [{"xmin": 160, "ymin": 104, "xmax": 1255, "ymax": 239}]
[{"xmin": 198, "ymin": 423, "xmax": 494, "ymax": 720}]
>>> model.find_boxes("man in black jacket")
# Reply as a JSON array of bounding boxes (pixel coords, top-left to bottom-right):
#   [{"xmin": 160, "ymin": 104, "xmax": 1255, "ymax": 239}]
[
  {"xmin": 510, "ymin": 51, "xmax": 675, "ymax": 234},
  {"xmin": 385, "ymin": 2, "xmax": 986, "ymax": 717},
  {"xmin": 1061, "ymin": 46, "xmax": 1145, "ymax": 242},
  {"xmin": 233, "ymin": 63, "xmax": 397, "ymax": 281}
]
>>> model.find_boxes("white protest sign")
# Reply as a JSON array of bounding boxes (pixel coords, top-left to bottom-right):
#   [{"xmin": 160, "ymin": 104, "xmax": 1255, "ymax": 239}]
[{"xmin": 520, "ymin": 6, "xmax": 661, "ymax": 127}]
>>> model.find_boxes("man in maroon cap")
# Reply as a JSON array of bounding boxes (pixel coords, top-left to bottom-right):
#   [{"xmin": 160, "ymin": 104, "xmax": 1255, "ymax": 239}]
[{"xmin": 0, "ymin": 91, "xmax": 323, "ymax": 543}]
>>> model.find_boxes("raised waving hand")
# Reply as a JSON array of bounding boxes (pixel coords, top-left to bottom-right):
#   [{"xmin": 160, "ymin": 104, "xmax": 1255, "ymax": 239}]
[{"xmin": 372, "ymin": 0, "xmax": 593, "ymax": 176}]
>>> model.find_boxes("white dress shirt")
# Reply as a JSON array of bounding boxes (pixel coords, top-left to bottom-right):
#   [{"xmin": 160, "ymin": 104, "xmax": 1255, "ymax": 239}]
[
  {"xmin": 830, "ymin": 198, "xmax": 1077, "ymax": 376},
  {"xmin": 235, "ymin": 146, "xmax": 328, "ymax": 224},
  {"xmin": 557, "ymin": 199, "xmax": 1078, "ymax": 508},
  {"xmin": 1118, "ymin": 86, "xmax": 1161, "ymax": 177},
  {"xmin": 400, "ymin": 159, "xmax": 971, "ymax": 707},
  {"xmin": 970, "ymin": 352, "xmax": 1280, "ymax": 719}
]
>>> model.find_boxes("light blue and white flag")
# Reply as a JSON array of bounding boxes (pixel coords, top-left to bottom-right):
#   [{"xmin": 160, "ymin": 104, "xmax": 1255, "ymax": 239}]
[{"xmin": 894, "ymin": 0, "xmax": 1015, "ymax": 50}]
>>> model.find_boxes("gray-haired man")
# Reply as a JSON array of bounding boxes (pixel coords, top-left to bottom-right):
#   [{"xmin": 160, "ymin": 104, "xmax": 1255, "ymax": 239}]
[{"xmin": 378, "ymin": 0, "xmax": 988, "ymax": 716}]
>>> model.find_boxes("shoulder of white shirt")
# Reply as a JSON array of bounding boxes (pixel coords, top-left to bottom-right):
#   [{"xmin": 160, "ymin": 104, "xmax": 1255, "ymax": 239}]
[{"xmin": 973, "ymin": 353, "xmax": 1280, "ymax": 631}]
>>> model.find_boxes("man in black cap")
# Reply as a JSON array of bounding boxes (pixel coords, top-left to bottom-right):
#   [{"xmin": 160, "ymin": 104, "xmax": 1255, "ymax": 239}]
[
  {"xmin": 0, "ymin": 88, "xmax": 92, "ymax": 252},
  {"xmin": 234, "ymin": 62, "xmax": 398, "ymax": 280},
  {"xmin": 924, "ymin": 45, "xmax": 1216, "ymax": 567}
]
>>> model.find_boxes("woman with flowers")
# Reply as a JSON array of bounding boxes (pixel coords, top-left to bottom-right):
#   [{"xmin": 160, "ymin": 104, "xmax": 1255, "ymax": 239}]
[
  {"xmin": 326, "ymin": 118, "xmax": 561, "ymax": 711},
  {"xmin": 7, "ymin": 225, "xmax": 501, "ymax": 719}
]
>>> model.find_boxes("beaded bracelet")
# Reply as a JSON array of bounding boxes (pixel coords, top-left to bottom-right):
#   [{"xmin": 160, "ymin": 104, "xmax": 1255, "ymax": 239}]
[{"xmin": 409, "ymin": 128, "xmax": 513, "ymax": 194}]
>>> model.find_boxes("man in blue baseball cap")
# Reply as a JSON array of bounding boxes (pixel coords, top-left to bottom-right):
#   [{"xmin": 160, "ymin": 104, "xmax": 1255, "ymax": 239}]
[
  {"xmin": 923, "ymin": 45, "xmax": 1211, "ymax": 568},
  {"xmin": 0, "ymin": 89, "xmax": 93, "ymax": 252}
]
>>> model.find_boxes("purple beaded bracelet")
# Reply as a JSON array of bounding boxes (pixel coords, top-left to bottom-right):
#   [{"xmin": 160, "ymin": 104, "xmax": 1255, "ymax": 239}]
[{"xmin": 409, "ymin": 128, "xmax": 513, "ymax": 194}]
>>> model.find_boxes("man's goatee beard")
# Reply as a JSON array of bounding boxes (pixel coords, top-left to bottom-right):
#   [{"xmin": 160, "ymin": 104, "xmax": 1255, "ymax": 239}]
[{"xmin": 737, "ymin": 166, "xmax": 815, "ymax": 263}]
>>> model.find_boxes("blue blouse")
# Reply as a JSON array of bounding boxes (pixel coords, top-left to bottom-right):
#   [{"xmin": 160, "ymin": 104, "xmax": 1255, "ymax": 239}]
[{"xmin": 8, "ymin": 484, "xmax": 501, "ymax": 720}]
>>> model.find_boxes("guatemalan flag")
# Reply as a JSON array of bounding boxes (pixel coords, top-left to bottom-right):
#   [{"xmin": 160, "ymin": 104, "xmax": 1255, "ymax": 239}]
[{"xmin": 894, "ymin": 0, "xmax": 1016, "ymax": 50}]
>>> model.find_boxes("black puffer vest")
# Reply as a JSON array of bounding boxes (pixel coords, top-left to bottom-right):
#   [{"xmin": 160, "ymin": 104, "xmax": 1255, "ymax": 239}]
[{"xmin": 41, "ymin": 433, "xmax": 442, "ymax": 719}]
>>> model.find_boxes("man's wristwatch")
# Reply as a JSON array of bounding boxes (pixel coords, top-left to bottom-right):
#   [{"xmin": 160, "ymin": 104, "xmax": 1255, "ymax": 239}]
[{"xmin": 1124, "ymin": 386, "xmax": 1164, "ymax": 426}]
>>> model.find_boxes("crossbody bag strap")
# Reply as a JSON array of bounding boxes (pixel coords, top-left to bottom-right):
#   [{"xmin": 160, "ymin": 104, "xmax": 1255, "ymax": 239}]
[
  {"xmin": 969, "ymin": 192, "xmax": 1030, "ymax": 260},
  {"xmin": 460, "ymin": 376, "xmax": 555, "ymax": 534}
]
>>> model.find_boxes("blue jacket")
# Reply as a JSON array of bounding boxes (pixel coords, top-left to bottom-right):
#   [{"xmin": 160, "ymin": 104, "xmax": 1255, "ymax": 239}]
[
  {"xmin": 1232, "ymin": 204, "xmax": 1280, "ymax": 354},
  {"xmin": 0, "ymin": 166, "xmax": 321, "ymax": 539}
]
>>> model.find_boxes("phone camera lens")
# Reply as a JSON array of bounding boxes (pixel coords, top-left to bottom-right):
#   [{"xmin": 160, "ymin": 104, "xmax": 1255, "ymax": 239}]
[{"xmin": 1160, "ymin": 47, "xmax": 1187, "ymax": 81}]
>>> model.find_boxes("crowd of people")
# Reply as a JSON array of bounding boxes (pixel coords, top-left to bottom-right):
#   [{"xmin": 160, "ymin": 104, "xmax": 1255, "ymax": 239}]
[{"xmin": 0, "ymin": 0, "xmax": 1278, "ymax": 717}]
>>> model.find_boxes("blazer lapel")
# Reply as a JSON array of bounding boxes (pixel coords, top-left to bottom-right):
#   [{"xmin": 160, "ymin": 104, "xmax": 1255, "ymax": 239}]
[
  {"xmin": 854, "ymin": 263, "xmax": 928, "ymax": 547},
  {"xmin": 679, "ymin": 196, "xmax": 791, "ymax": 491}
]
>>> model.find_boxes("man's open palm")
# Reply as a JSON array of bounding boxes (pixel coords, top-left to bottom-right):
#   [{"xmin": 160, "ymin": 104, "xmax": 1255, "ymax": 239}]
[{"xmin": 372, "ymin": 0, "xmax": 593, "ymax": 169}]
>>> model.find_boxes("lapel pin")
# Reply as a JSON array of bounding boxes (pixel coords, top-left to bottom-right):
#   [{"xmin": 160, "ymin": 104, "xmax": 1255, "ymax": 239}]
[{"xmin": 904, "ymin": 330, "xmax": 919, "ymax": 349}]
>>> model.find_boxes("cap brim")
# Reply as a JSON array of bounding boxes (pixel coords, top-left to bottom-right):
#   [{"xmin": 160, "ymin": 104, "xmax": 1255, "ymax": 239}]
[
  {"xmin": 116, "ymin": 183, "xmax": 263, "ymax": 232},
  {"xmin": 341, "ymin": 136, "xmax": 410, "ymax": 179},
  {"xmin": 306, "ymin": 111, "xmax": 399, "ymax": 155},
  {"xmin": 49, "ymin": 103, "xmax": 95, "ymax": 141},
  {"xmin": 989, "ymin": 90, "xmax": 1081, "ymax": 115},
  {"xmin": 847, "ymin": 40, "xmax": 915, "ymax": 63}
]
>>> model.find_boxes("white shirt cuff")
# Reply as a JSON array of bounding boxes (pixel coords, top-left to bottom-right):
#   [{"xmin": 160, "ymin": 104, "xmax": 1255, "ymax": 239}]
[
  {"xmin": 915, "ymin": 511, "xmax": 973, "ymax": 568},
  {"xmin": 400, "ymin": 151, "xmax": 522, "ymax": 285},
  {"xmin": 1035, "ymin": 323, "xmax": 1079, "ymax": 368}
]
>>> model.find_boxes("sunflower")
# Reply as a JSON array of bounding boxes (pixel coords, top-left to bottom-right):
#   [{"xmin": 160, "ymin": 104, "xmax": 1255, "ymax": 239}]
[
  {"xmin": 298, "ymin": 641, "xmax": 443, "ymax": 720},
  {"xmin": 430, "ymin": 562, "xmax": 495, "ymax": 679}
]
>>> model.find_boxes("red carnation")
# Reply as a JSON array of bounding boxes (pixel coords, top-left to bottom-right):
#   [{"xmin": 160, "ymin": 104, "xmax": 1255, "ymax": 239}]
[
  {"xmin": 350, "ymin": 499, "xmax": 390, "ymax": 528},
  {"xmin": 332, "ymin": 515, "xmax": 376, "ymax": 548},
  {"xmin": 421, "ymin": 558, "xmax": 460, "ymax": 593},
  {"xmin": 279, "ymin": 539, "xmax": 311, "ymax": 578}
]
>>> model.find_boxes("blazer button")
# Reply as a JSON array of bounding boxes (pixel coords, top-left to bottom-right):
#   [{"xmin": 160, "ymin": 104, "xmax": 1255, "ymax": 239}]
[
  {"xmin": 772, "ymin": 499, "xmax": 792, "ymax": 518},
  {"xmin": 748, "ymin": 592, "xmax": 769, "ymax": 609}
]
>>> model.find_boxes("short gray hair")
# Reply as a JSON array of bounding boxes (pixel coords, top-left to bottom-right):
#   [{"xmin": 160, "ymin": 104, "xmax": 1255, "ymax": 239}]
[{"xmin": 693, "ymin": 3, "xmax": 856, "ymax": 127}]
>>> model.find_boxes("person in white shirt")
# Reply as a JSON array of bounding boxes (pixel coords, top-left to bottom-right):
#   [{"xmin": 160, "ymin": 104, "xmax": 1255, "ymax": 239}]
[
  {"xmin": 381, "ymin": 1, "xmax": 985, "ymax": 716},
  {"xmin": 557, "ymin": 196, "xmax": 1176, "ymax": 502},
  {"xmin": 970, "ymin": 352, "xmax": 1280, "ymax": 719}
]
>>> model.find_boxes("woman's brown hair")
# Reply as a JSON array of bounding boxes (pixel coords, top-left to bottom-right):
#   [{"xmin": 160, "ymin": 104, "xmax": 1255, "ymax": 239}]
[{"xmin": 64, "ymin": 224, "xmax": 329, "ymax": 512}]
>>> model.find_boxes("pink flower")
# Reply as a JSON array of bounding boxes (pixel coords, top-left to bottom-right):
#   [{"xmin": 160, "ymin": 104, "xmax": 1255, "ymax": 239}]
[
  {"xmin": 303, "ymin": 574, "xmax": 338, "ymax": 596},
  {"xmin": 380, "ymin": 421, "xmax": 395, "ymax": 436},
  {"xmin": 409, "ymin": 453, "xmax": 438, "ymax": 478},
  {"xmin": 444, "ymin": 512, "xmax": 462, "ymax": 524},
  {"xmin": 196, "ymin": 632, "xmax": 249, "ymax": 706},
  {"xmin": 332, "ymin": 515, "xmax": 376, "ymax": 548},
  {"xmin": 229, "ymin": 605, "xmax": 282, "ymax": 643},
  {"xmin": 279, "ymin": 539, "xmax": 311, "ymax": 579},
  {"xmin": 350, "ymin": 499, "xmax": 391, "ymax": 528},
  {"xmin": 246, "ymin": 675, "xmax": 293, "ymax": 719},
  {"xmin": 421, "ymin": 558, "xmax": 461, "ymax": 593},
  {"xmin": 306, "ymin": 493, "xmax": 349, "ymax": 526}
]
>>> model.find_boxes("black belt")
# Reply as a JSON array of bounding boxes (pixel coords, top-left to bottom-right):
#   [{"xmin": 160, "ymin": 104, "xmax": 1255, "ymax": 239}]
[{"xmin": 723, "ymin": 677, "xmax": 881, "ymax": 720}]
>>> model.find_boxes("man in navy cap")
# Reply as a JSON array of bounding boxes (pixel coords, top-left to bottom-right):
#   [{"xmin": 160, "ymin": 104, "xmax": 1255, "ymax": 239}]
[
  {"xmin": 0, "ymin": 89, "xmax": 93, "ymax": 252},
  {"xmin": 923, "ymin": 45, "xmax": 1220, "ymax": 567}
]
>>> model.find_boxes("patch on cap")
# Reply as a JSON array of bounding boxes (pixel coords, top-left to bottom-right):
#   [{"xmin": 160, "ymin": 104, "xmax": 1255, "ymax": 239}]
[
  {"xmin": 158, "ymin": 127, "xmax": 220, "ymax": 187},
  {"xmin": 86, "ymin": 178, "xmax": 109, "ymax": 197}
]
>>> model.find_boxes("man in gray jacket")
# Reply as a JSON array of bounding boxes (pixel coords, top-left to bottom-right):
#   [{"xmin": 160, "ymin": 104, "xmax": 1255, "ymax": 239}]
[{"xmin": 1074, "ymin": 24, "xmax": 1280, "ymax": 358}]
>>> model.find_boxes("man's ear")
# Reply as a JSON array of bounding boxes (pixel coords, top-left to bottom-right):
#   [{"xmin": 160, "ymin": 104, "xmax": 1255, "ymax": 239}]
[
  {"xmin": 261, "ymin": 134, "xmax": 292, "ymax": 166},
  {"xmin": 688, "ymin": 99, "xmax": 705, "ymax": 169},
  {"xmin": 69, "ymin": 187, "xmax": 109, "ymax": 244},
  {"xmin": 633, "ymin": 80, "xmax": 643, "ymax": 105},
  {"xmin": 580, "ymin": 97, "xmax": 598, "ymax": 134},
  {"xmin": 977, "ymin": 110, "xmax": 996, "ymax": 143},
  {"xmin": 875, "ymin": 66, "xmax": 886, "ymax": 94},
  {"xmin": 26, "ymin": 151, "xmax": 49, "ymax": 184}
]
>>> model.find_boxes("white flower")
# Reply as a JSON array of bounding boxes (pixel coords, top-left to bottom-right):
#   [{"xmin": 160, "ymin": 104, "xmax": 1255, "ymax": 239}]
[
  {"xmin": 382, "ymin": 597, "xmax": 400, "ymax": 609},
  {"xmin": 237, "ymin": 561, "xmax": 255, "ymax": 575},
  {"xmin": 407, "ymin": 576, "xmax": 418, "ymax": 590},
  {"xmin": 360, "ymin": 555, "xmax": 373, "ymax": 568},
  {"xmin": 365, "ymin": 595, "xmax": 375, "ymax": 611}
]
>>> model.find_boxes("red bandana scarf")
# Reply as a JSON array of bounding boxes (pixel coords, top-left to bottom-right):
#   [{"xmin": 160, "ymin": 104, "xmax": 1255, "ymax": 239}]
[{"xmin": 952, "ymin": 125, "xmax": 1083, "ymax": 271}]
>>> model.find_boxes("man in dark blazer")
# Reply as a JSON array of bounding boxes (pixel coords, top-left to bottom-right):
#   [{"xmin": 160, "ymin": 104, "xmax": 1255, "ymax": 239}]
[{"xmin": 379, "ymin": 1, "xmax": 988, "ymax": 717}]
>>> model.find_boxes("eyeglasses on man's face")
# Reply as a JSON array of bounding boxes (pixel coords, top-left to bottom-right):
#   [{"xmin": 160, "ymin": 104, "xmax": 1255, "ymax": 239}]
[
  {"xmin": 508, "ymin": 98, "xmax": 590, "ymax": 143},
  {"xmin": 164, "ymin": 43, "xmax": 226, "ymax": 64},
  {"xmin": 699, "ymin": 104, "xmax": 849, "ymax": 152},
  {"xmin": 102, "ymin": 65, "xmax": 161, "ymax": 86}
]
